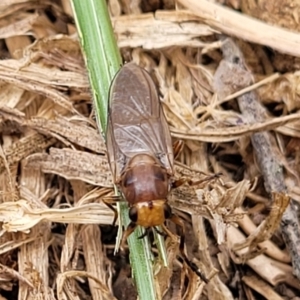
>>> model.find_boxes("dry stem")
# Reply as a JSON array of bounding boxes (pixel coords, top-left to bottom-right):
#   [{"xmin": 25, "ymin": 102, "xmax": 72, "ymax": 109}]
[{"xmin": 178, "ymin": 0, "xmax": 300, "ymax": 57}]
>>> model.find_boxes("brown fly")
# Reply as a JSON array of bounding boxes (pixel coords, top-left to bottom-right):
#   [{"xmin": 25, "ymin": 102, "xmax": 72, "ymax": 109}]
[{"xmin": 106, "ymin": 62, "xmax": 208, "ymax": 282}]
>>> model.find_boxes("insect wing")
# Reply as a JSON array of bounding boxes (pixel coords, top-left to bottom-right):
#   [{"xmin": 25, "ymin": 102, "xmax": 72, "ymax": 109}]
[{"xmin": 106, "ymin": 63, "xmax": 174, "ymax": 183}]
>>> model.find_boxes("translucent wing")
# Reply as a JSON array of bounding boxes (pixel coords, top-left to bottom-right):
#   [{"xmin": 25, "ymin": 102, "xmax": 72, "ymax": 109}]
[{"xmin": 106, "ymin": 63, "xmax": 174, "ymax": 183}]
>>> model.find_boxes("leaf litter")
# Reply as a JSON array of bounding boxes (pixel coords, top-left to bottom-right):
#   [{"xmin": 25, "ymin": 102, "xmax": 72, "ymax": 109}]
[{"xmin": 0, "ymin": 0, "xmax": 300, "ymax": 299}]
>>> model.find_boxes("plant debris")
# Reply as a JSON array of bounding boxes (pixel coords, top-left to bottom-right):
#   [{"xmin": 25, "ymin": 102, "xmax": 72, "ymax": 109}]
[{"xmin": 0, "ymin": 0, "xmax": 300, "ymax": 299}]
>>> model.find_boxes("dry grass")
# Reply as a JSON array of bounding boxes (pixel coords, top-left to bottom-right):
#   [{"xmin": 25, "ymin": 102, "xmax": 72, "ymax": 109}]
[{"xmin": 0, "ymin": 0, "xmax": 300, "ymax": 299}]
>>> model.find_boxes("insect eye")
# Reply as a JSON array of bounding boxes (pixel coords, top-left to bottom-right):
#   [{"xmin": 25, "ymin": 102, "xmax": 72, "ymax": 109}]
[
  {"xmin": 164, "ymin": 204, "xmax": 172, "ymax": 219},
  {"xmin": 129, "ymin": 207, "xmax": 138, "ymax": 223}
]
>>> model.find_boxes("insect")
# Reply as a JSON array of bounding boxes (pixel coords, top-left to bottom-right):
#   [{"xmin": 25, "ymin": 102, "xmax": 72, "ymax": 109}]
[{"xmin": 106, "ymin": 62, "xmax": 208, "ymax": 282}]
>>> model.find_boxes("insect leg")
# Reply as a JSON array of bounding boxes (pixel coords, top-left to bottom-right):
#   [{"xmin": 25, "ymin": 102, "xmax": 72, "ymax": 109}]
[
  {"xmin": 169, "ymin": 214, "xmax": 209, "ymax": 283},
  {"xmin": 138, "ymin": 227, "xmax": 150, "ymax": 239},
  {"xmin": 187, "ymin": 172, "xmax": 222, "ymax": 186},
  {"xmin": 102, "ymin": 195, "xmax": 120, "ymax": 226},
  {"xmin": 172, "ymin": 172, "xmax": 222, "ymax": 189},
  {"xmin": 153, "ymin": 226, "xmax": 166, "ymax": 237},
  {"xmin": 121, "ymin": 222, "xmax": 137, "ymax": 250}
]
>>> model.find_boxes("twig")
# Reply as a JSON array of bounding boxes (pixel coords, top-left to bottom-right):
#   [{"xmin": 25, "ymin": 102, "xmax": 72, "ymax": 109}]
[
  {"xmin": 242, "ymin": 275, "xmax": 284, "ymax": 300},
  {"xmin": 214, "ymin": 37, "xmax": 300, "ymax": 280},
  {"xmin": 227, "ymin": 225, "xmax": 293, "ymax": 286},
  {"xmin": 178, "ymin": 0, "xmax": 300, "ymax": 57},
  {"xmin": 112, "ymin": 10, "xmax": 215, "ymax": 49}
]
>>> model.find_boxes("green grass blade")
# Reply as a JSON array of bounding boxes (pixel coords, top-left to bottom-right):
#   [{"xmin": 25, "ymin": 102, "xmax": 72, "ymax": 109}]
[
  {"xmin": 70, "ymin": 1, "xmax": 158, "ymax": 299},
  {"xmin": 71, "ymin": 0, "xmax": 121, "ymax": 133}
]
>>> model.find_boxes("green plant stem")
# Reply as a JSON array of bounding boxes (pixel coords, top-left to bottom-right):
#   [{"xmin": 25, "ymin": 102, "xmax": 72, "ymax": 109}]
[{"xmin": 70, "ymin": 1, "xmax": 157, "ymax": 299}]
